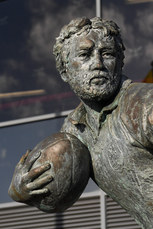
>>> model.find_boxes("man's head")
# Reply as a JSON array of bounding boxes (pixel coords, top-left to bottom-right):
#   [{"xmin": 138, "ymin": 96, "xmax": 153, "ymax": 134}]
[{"xmin": 53, "ymin": 17, "xmax": 125, "ymax": 102}]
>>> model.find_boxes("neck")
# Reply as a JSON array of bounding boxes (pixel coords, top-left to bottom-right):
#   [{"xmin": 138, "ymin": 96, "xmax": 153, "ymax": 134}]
[
  {"xmin": 80, "ymin": 84, "xmax": 122, "ymax": 132},
  {"xmin": 81, "ymin": 98, "xmax": 114, "ymax": 133},
  {"xmin": 82, "ymin": 99, "xmax": 103, "ymax": 113},
  {"xmin": 82, "ymin": 99, "xmax": 102, "ymax": 133}
]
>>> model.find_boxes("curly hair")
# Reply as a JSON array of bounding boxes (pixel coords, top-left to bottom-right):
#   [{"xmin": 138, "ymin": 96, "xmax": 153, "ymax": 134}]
[{"xmin": 53, "ymin": 17, "xmax": 125, "ymax": 76}]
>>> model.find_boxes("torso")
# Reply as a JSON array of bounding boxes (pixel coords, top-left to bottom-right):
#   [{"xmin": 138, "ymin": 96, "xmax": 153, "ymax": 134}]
[{"xmin": 61, "ymin": 82, "xmax": 153, "ymax": 227}]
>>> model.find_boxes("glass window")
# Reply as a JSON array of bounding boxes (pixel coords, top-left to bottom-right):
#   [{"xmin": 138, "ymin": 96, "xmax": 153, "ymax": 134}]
[
  {"xmin": 0, "ymin": 0, "xmax": 95, "ymax": 122},
  {"xmin": 102, "ymin": 0, "xmax": 153, "ymax": 82}
]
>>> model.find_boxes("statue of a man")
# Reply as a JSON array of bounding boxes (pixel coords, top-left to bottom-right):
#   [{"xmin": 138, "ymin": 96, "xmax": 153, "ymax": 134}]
[{"xmin": 9, "ymin": 17, "xmax": 153, "ymax": 229}]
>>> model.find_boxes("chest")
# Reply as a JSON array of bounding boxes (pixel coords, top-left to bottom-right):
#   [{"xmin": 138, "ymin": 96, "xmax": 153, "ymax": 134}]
[{"xmin": 79, "ymin": 113, "xmax": 139, "ymax": 190}]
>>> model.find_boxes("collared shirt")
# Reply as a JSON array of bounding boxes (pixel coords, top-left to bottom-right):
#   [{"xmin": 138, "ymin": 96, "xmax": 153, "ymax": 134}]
[{"xmin": 61, "ymin": 78, "xmax": 153, "ymax": 224}]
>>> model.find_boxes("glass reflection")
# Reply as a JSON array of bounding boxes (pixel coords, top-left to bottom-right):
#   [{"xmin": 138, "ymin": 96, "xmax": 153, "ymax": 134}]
[
  {"xmin": 0, "ymin": 0, "xmax": 95, "ymax": 122},
  {"xmin": 102, "ymin": 0, "xmax": 153, "ymax": 81}
]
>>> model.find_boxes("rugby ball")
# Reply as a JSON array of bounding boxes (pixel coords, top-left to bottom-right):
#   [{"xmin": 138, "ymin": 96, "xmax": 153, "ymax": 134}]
[{"xmin": 28, "ymin": 132, "xmax": 91, "ymax": 213}]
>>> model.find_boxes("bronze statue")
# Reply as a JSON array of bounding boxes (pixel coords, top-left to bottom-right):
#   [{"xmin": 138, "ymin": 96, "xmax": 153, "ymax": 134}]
[{"xmin": 9, "ymin": 17, "xmax": 153, "ymax": 229}]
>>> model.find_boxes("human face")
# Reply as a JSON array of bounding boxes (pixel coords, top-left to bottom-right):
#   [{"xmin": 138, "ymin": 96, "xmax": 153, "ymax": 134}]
[{"xmin": 64, "ymin": 30, "xmax": 122, "ymax": 102}]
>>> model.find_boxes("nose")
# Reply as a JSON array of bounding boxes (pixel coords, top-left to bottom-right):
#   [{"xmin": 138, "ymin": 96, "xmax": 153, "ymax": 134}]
[{"xmin": 90, "ymin": 51, "xmax": 104, "ymax": 71}]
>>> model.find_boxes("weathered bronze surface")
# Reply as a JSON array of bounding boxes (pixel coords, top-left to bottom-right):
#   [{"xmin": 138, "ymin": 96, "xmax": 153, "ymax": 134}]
[
  {"xmin": 9, "ymin": 17, "xmax": 153, "ymax": 228},
  {"xmin": 9, "ymin": 133, "xmax": 90, "ymax": 212}
]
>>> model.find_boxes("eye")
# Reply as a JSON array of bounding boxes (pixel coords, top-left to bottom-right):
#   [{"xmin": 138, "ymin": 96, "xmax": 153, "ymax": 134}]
[
  {"xmin": 79, "ymin": 52, "xmax": 89, "ymax": 58},
  {"xmin": 102, "ymin": 52, "xmax": 115, "ymax": 59},
  {"xmin": 79, "ymin": 53, "xmax": 88, "ymax": 57},
  {"xmin": 78, "ymin": 49, "xmax": 91, "ymax": 60}
]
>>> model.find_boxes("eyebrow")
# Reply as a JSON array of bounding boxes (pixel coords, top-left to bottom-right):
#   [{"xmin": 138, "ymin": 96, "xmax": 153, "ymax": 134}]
[
  {"xmin": 100, "ymin": 47, "xmax": 115, "ymax": 52},
  {"xmin": 79, "ymin": 39, "xmax": 94, "ymax": 50}
]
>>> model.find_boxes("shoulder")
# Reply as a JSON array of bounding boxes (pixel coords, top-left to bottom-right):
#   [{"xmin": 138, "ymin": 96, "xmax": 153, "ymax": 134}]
[
  {"xmin": 122, "ymin": 82, "xmax": 153, "ymax": 100},
  {"xmin": 120, "ymin": 82, "xmax": 153, "ymax": 116},
  {"xmin": 119, "ymin": 82, "xmax": 153, "ymax": 147}
]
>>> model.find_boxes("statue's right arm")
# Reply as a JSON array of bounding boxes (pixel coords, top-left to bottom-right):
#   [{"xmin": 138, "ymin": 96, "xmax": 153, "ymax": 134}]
[{"xmin": 8, "ymin": 150, "xmax": 53, "ymax": 203}]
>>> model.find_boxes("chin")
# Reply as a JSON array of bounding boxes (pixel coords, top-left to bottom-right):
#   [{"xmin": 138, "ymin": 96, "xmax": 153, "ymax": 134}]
[
  {"xmin": 80, "ymin": 84, "xmax": 119, "ymax": 102},
  {"xmin": 71, "ymin": 75, "xmax": 121, "ymax": 102}
]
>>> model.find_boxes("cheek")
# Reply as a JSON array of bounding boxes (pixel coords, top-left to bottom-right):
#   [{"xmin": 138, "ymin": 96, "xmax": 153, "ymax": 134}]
[
  {"xmin": 71, "ymin": 61, "xmax": 80, "ymax": 70},
  {"xmin": 67, "ymin": 61, "xmax": 80, "ymax": 76},
  {"xmin": 104, "ymin": 59, "xmax": 116, "ymax": 73}
]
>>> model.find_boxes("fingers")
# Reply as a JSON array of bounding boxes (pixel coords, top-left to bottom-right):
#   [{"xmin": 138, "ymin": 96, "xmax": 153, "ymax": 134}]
[
  {"xmin": 25, "ymin": 151, "xmax": 41, "ymax": 171},
  {"xmin": 27, "ymin": 174, "xmax": 53, "ymax": 190},
  {"xmin": 30, "ymin": 188, "xmax": 49, "ymax": 195},
  {"xmin": 23, "ymin": 163, "xmax": 51, "ymax": 182},
  {"xmin": 17, "ymin": 149, "xmax": 41, "ymax": 172}
]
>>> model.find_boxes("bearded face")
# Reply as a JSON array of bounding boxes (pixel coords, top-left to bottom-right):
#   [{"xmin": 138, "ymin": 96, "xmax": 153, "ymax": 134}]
[{"xmin": 62, "ymin": 29, "xmax": 123, "ymax": 102}]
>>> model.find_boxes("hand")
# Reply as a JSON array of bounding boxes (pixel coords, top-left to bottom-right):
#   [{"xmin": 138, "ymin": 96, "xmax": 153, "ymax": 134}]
[{"xmin": 8, "ymin": 150, "xmax": 53, "ymax": 203}]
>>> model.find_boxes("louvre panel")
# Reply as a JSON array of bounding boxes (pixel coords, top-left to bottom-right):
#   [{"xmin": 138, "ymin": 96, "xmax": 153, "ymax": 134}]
[
  {"xmin": 0, "ymin": 195, "xmax": 101, "ymax": 229},
  {"xmin": 106, "ymin": 196, "xmax": 141, "ymax": 229}
]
